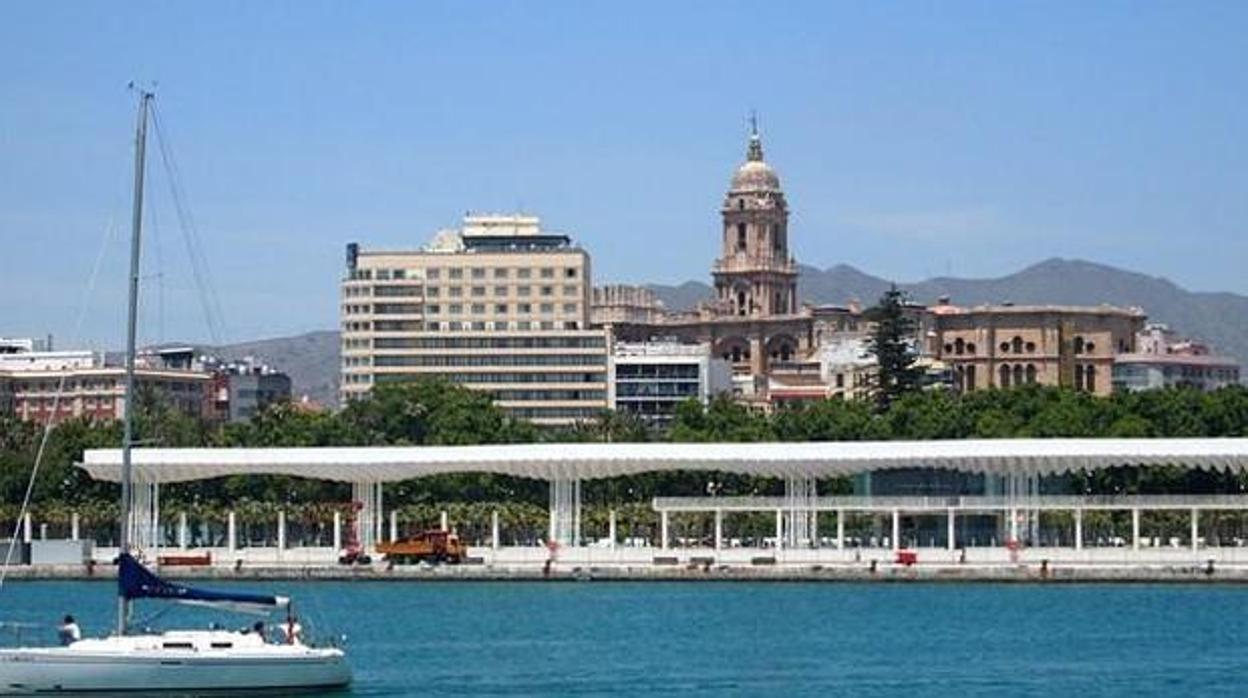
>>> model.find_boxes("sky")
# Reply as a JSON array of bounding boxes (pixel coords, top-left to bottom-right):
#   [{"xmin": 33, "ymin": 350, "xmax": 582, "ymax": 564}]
[{"xmin": 2, "ymin": 1, "xmax": 1246, "ymax": 348}]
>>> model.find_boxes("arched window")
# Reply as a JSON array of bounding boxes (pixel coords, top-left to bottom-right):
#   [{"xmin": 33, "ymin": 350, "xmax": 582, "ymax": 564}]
[
  {"xmin": 999, "ymin": 342, "xmax": 1010, "ymax": 353},
  {"xmin": 955, "ymin": 338, "xmax": 965, "ymax": 355},
  {"xmin": 966, "ymin": 342, "xmax": 976, "ymax": 355},
  {"xmin": 773, "ymin": 225, "xmax": 782, "ymax": 252},
  {"xmin": 1085, "ymin": 342, "xmax": 1096, "ymax": 354},
  {"xmin": 780, "ymin": 345, "xmax": 793, "ymax": 361},
  {"xmin": 736, "ymin": 290, "xmax": 747, "ymax": 316},
  {"xmin": 1025, "ymin": 364, "xmax": 1037, "ymax": 384},
  {"xmin": 1013, "ymin": 364, "xmax": 1024, "ymax": 386},
  {"xmin": 999, "ymin": 364, "xmax": 1011, "ymax": 388},
  {"xmin": 774, "ymin": 292, "xmax": 782, "ymax": 314},
  {"xmin": 944, "ymin": 343, "xmax": 954, "ymax": 354},
  {"xmin": 1085, "ymin": 365, "xmax": 1096, "ymax": 393},
  {"xmin": 736, "ymin": 223, "xmax": 747, "ymax": 251},
  {"xmin": 731, "ymin": 346, "xmax": 743, "ymax": 362},
  {"xmin": 966, "ymin": 365, "xmax": 977, "ymax": 391},
  {"xmin": 1025, "ymin": 341, "xmax": 1036, "ymax": 353},
  {"xmin": 737, "ymin": 199, "xmax": 745, "ymax": 211},
  {"xmin": 1073, "ymin": 336, "xmax": 1085, "ymax": 355},
  {"xmin": 1012, "ymin": 336, "xmax": 1023, "ymax": 353},
  {"xmin": 1074, "ymin": 364, "xmax": 1085, "ymax": 391}
]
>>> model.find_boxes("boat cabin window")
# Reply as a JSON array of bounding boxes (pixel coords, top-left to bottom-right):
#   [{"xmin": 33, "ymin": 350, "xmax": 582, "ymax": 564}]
[
  {"xmin": 210, "ymin": 642, "xmax": 233, "ymax": 649},
  {"xmin": 163, "ymin": 642, "xmax": 194, "ymax": 649}
]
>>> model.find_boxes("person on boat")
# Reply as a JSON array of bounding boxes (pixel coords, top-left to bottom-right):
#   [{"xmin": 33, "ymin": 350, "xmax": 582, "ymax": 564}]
[
  {"xmin": 250, "ymin": 620, "xmax": 267, "ymax": 642},
  {"xmin": 58, "ymin": 615, "xmax": 81, "ymax": 646},
  {"xmin": 280, "ymin": 615, "xmax": 304, "ymax": 646}
]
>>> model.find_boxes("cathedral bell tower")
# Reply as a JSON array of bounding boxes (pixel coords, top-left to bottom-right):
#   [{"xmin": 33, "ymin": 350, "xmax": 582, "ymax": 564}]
[{"xmin": 712, "ymin": 124, "xmax": 798, "ymax": 318}]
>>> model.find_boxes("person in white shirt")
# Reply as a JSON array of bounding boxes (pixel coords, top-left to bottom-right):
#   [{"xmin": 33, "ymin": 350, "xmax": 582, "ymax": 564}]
[
  {"xmin": 279, "ymin": 616, "xmax": 303, "ymax": 646},
  {"xmin": 58, "ymin": 614, "xmax": 81, "ymax": 646}
]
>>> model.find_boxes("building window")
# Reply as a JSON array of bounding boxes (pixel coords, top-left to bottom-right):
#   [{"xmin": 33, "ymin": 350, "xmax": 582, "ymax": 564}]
[
  {"xmin": 563, "ymin": 303, "xmax": 577, "ymax": 313},
  {"xmin": 999, "ymin": 341, "xmax": 1009, "ymax": 353},
  {"xmin": 736, "ymin": 223, "xmax": 747, "ymax": 251},
  {"xmin": 519, "ymin": 303, "xmax": 532, "ymax": 313},
  {"xmin": 494, "ymin": 286, "xmax": 508, "ymax": 296},
  {"xmin": 563, "ymin": 285, "xmax": 578, "ymax": 296},
  {"xmin": 944, "ymin": 343, "xmax": 954, "ymax": 354},
  {"xmin": 471, "ymin": 268, "xmax": 485, "ymax": 279},
  {"xmin": 1085, "ymin": 365, "xmax": 1096, "ymax": 393},
  {"xmin": 426, "ymin": 287, "xmax": 440, "ymax": 298},
  {"xmin": 1075, "ymin": 364, "xmax": 1085, "ymax": 391},
  {"xmin": 540, "ymin": 303, "xmax": 554, "ymax": 314},
  {"xmin": 736, "ymin": 290, "xmax": 747, "ymax": 316},
  {"xmin": 1026, "ymin": 364, "xmax": 1037, "ymax": 384},
  {"xmin": 449, "ymin": 287, "xmax": 463, "ymax": 298},
  {"xmin": 1026, "ymin": 341, "xmax": 1036, "ymax": 353},
  {"xmin": 426, "ymin": 269, "xmax": 441, "ymax": 280},
  {"xmin": 966, "ymin": 343, "xmax": 976, "ymax": 355},
  {"xmin": 541, "ymin": 286, "xmax": 554, "ymax": 296},
  {"xmin": 494, "ymin": 268, "xmax": 509, "ymax": 279},
  {"xmin": 565, "ymin": 268, "xmax": 577, "ymax": 278},
  {"xmin": 955, "ymin": 338, "xmax": 965, "ymax": 355},
  {"xmin": 449, "ymin": 268, "xmax": 463, "ymax": 280},
  {"xmin": 517, "ymin": 268, "xmax": 531, "ymax": 279},
  {"xmin": 495, "ymin": 304, "xmax": 508, "ymax": 313},
  {"xmin": 541, "ymin": 268, "xmax": 555, "ymax": 279},
  {"xmin": 518, "ymin": 286, "xmax": 531, "ymax": 297},
  {"xmin": 1000, "ymin": 364, "xmax": 1011, "ymax": 388},
  {"xmin": 471, "ymin": 304, "xmax": 485, "ymax": 314},
  {"xmin": 1073, "ymin": 336, "xmax": 1085, "ymax": 355},
  {"xmin": 1013, "ymin": 364, "xmax": 1024, "ymax": 386},
  {"xmin": 1011, "ymin": 336, "xmax": 1023, "ymax": 354},
  {"xmin": 966, "ymin": 365, "xmax": 977, "ymax": 391},
  {"xmin": 738, "ymin": 199, "xmax": 745, "ymax": 210},
  {"xmin": 471, "ymin": 286, "xmax": 486, "ymax": 297}
]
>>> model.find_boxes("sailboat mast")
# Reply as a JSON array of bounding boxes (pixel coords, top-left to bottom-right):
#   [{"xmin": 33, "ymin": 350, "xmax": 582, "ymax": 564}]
[{"xmin": 119, "ymin": 88, "xmax": 153, "ymax": 636}]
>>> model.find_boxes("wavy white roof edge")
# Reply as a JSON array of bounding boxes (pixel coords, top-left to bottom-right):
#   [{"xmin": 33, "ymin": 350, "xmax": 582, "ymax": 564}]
[{"xmin": 78, "ymin": 439, "xmax": 1248, "ymax": 484}]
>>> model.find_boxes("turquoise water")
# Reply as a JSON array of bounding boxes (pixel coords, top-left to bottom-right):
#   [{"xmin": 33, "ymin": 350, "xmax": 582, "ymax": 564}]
[{"xmin": 2, "ymin": 581, "xmax": 1246, "ymax": 696}]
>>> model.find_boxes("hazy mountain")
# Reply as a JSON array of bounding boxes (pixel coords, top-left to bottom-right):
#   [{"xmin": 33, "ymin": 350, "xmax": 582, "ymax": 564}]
[{"xmin": 647, "ymin": 258, "xmax": 1248, "ymax": 368}]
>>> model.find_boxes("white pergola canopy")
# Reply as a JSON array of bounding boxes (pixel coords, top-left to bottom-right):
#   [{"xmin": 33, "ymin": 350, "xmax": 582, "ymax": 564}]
[{"xmin": 79, "ymin": 438, "xmax": 1248, "ymax": 484}]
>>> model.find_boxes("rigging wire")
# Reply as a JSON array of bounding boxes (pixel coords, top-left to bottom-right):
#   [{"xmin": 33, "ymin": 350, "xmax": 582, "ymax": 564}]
[
  {"xmin": 148, "ymin": 104, "xmax": 229, "ymax": 345},
  {"xmin": 0, "ymin": 217, "xmax": 119, "ymax": 591}
]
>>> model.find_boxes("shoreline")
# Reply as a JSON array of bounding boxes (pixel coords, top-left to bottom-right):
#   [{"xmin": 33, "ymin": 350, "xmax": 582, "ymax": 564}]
[{"xmin": 4, "ymin": 563, "xmax": 1245, "ymax": 584}]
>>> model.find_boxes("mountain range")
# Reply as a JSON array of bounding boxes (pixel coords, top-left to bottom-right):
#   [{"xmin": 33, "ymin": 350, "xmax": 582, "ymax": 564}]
[{"xmin": 203, "ymin": 258, "xmax": 1248, "ymax": 406}]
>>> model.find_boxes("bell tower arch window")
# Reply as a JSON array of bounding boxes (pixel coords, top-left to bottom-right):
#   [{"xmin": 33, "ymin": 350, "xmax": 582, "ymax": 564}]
[{"xmin": 736, "ymin": 223, "xmax": 747, "ymax": 252}]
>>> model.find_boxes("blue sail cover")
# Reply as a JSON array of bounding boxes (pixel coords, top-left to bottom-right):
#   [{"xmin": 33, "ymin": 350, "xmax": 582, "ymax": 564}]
[{"xmin": 118, "ymin": 553, "xmax": 287, "ymax": 611}]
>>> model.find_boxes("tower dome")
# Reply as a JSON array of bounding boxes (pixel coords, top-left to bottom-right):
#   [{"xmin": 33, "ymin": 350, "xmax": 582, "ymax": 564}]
[{"xmin": 729, "ymin": 130, "xmax": 781, "ymax": 193}]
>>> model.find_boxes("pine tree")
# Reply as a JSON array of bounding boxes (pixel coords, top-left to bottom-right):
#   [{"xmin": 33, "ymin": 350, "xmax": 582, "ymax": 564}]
[{"xmin": 865, "ymin": 284, "xmax": 923, "ymax": 410}]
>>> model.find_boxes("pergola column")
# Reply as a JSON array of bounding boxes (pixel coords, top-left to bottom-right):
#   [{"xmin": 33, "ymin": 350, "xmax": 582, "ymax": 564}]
[
  {"xmin": 351, "ymin": 481, "xmax": 382, "ymax": 554},
  {"xmin": 714, "ymin": 509, "xmax": 723, "ymax": 551},
  {"xmin": 71, "ymin": 512, "xmax": 80, "ymax": 541},
  {"xmin": 227, "ymin": 511, "xmax": 236, "ymax": 554},
  {"xmin": 774, "ymin": 509, "xmax": 783, "ymax": 550},
  {"xmin": 548, "ymin": 478, "xmax": 581, "ymax": 547},
  {"xmin": 22, "ymin": 512, "xmax": 31, "ymax": 544},
  {"xmin": 332, "ymin": 511, "xmax": 342, "ymax": 552},
  {"xmin": 277, "ymin": 510, "xmax": 286, "ymax": 552},
  {"xmin": 946, "ymin": 507, "xmax": 956, "ymax": 551},
  {"xmin": 492, "ymin": 510, "xmax": 501, "ymax": 550},
  {"xmin": 1190, "ymin": 508, "xmax": 1199, "ymax": 552},
  {"xmin": 1008, "ymin": 508, "xmax": 1018, "ymax": 544},
  {"xmin": 608, "ymin": 509, "xmax": 617, "ymax": 550},
  {"xmin": 660, "ymin": 510, "xmax": 670, "ymax": 550},
  {"xmin": 783, "ymin": 476, "xmax": 817, "ymax": 549},
  {"xmin": 178, "ymin": 512, "xmax": 188, "ymax": 550},
  {"xmin": 389, "ymin": 509, "xmax": 398, "ymax": 543},
  {"xmin": 1131, "ymin": 507, "xmax": 1141, "ymax": 551},
  {"xmin": 1074, "ymin": 509, "xmax": 1083, "ymax": 550},
  {"xmin": 836, "ymin": 509, "xmax": 845, "ymax": 550},
  {"xmin": 891, "ymin": 509, "xmax": 900, "ymax": 552}
]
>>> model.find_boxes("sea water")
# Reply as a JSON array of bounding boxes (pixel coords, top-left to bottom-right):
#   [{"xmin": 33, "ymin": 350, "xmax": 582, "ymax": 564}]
[{"xmin": 1, "ymin": 581, "xmax": 1245, "ymax": 696}]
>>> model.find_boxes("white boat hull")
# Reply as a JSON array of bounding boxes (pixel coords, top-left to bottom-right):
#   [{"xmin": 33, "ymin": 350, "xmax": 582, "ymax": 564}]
[{"xmin": 0, "ymin": 631, "xmax": 350, "ymax": 695}]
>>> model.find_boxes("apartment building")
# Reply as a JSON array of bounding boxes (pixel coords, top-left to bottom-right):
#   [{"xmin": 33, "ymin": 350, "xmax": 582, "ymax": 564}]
[
  {"xmin": 0, "ymin": 344, "xmax": 209, "ymax": 424},
  {"xmin": 608, "ymin": 342, "xmax": 731, "ymax": 423},
  {"xmin": 341, "ymin": 214, "xmax": 609, "ymax": 425}
]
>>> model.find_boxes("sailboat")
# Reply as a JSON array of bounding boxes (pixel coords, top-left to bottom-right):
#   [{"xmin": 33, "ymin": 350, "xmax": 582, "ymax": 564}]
[{"xmin": 0, "ymin": 90, "xmax": 350, "ymax": 694}]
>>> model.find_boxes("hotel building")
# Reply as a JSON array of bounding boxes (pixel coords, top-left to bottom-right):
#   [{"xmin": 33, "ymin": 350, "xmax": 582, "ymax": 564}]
[{"xmin": 341, "ymin": 215, "xmax": 609, "ymax": 425}]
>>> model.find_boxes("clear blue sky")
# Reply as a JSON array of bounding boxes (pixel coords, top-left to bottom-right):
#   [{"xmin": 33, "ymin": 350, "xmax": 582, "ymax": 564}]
[{"xmin": 3, "ymin": 1, "xmax": 1246, "ymax": 348}]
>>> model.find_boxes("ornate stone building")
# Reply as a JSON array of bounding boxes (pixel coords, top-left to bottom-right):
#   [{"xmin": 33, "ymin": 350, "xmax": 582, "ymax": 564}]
[{"xmin": 608, "ymin": 127, "xmax": 816, "ymax": 393}]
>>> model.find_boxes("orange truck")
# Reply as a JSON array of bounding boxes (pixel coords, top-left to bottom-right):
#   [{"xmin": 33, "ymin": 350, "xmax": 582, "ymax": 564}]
[{"xmin": 376, "ymin": 530, "xmax": 468, "ymax": 564}]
